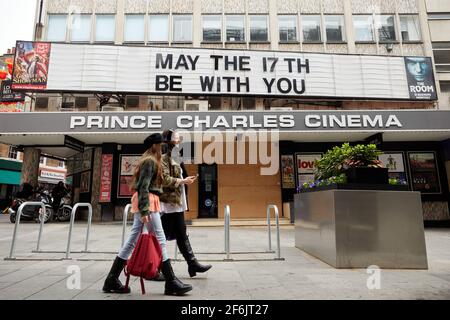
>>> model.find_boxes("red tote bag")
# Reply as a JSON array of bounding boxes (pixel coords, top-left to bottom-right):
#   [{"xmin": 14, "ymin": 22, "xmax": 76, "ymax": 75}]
[{"xmin": 124, "ymin": 225, "xmax": 162, "ymax": 294}]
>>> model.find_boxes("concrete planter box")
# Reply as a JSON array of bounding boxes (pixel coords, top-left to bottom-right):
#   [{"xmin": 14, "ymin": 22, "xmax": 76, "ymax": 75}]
[{"xmin": 294, "ymin": 189, "xmax": 428, "ymax": 269}]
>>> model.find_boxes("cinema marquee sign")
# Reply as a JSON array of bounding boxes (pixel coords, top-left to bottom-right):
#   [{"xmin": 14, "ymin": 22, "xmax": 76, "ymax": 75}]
[
  {"xmin": 2, "ymin": 111, "xmax": 450, "ymax": 134},
  {"xmin": 12, "ymin": 41, "xmax": 437, "ymax": 101}
]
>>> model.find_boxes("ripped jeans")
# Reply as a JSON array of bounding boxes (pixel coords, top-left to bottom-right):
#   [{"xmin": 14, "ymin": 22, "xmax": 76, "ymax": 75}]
[{"xmin": 117, "ymin": 211, "xmax": 169, "ymax": 262}]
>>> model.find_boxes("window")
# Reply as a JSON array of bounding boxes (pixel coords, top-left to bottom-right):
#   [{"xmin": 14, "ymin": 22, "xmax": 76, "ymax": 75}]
[
  {"xmin": 35, "ymin": 97, "xmax": 48, "ymax": 109},
  {"xmin": 432, "ymin": 42, "xmax": 450, "ymax": 72},
  {"xmin": 75, "ymin": 97, "xmax": 88, "ymax": 108},
  {"xmin": 173, "ymin": 15, "xmax": 193, "ymax": 42},
  {"xmin": 302, "ymin": 15, "xmax": 321, "ymax": 42},
  {"xmin": 377, "ymin": 15, "xmax": 396, "ymax": 42},
  {"xmin": 58, "ymin": 161, "xmax": 65, "ymax": 168},
  {"xmin": 428, "ymin": 14, "xmax": 450, "ymax": 20},
  {"xmin": 250, "ymin": 15, "xmax": 269, "ymax": 42},
  {"xmin": 95, "ymin": 15, "xmax": 115, "ymax": 42},
  {"xmin": 47, "ymin": 14, "xmax": 67, "ymax": 41},
  {"xmin": 126, "ymin": 96, "xmax": 139, "ymax": 108},
  {"xmin": 400, "ymin": 15, "xmax": 421, "ymax": 42},
  {"xmin": 353, "ymin": 15, "xmax": 374, "ymax": 42},
  {"xmin": 325, "ymin": 15, "xmax": 345, "ymax": 42},
  {"xmin": 70, "ymin": 14, "xmax": 92, "ymax": 42},
  {"xmin": 278, "ymin": 15, "xmax": 297, "ymax": 42},
  {"xmin": 124, "ymin": 14, "xmax": 145, "ymax": 42},
  {"xmin": 148, "ymin": 15, "xmax": 169, "ymax": 42},
  {"xmin": 203, "ymin": 15, "xmax": 222, "ymax": 42},
  {"xmin": 8, "ymin": 147, "xmax": 18, "ymax": 160},
  {"xmin": 441, "ymin": 81, "xmax": 450, "ymax": 92},
  {"xmin": 226, "ymin": 15, "xmax": 245, "ymax": 42}
]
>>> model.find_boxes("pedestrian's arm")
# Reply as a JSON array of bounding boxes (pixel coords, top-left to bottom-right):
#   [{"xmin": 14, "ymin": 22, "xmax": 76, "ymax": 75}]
[
  {"xmin": 136, "ymin": 159, "xmax": 153, "ymax": 217},
  {"xmin": 162, "ymin": 158, "xmax": 183, "ymax": 188}
]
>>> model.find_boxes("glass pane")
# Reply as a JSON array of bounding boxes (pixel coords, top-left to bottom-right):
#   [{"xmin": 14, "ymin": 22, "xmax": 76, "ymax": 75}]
[
  {"xmin": 436, "ymin": 65, "xmax": 450, "ymax": 72},
  {"xmin": 278, "ymin": 15, "xmax": 297, "ymax": 42},
  {"xmin": 173, "ymin": 15, "xmax": 193, "ymax": 42},
  {"xmin": 124, "ymin": 15, "xmax": 145, "ymax": 42},
  {"xmin": 400, "ymin": 15, "xmax": 421, "ymax": 41},
  {"xmin": 226, "ymin": 15, "xmax": 245, "ymax": 41},
  {"xmin": 377, "ymin": 15, "xmax": 396, "ymax": 42},
  {"xmin": 432, "ymin": 42, "xmax": 450, "ymax": 49},
  {"xmin": 95, "ymin": 15, "xmax": 115, "ymax": 41},
  {"xmin": 302, "ymin": 15, "xmax": 321, "ymax": 42},
  {"xmin": 433, "ymin": 50, "xmax": 450, "ymax": 64},
  {"xmin": 325, "ymin": 15, "xmax": 344, "ymax": 42},
  {"xmin": 71, "ymin": 14, "xmax": 91, "ymax": 41},
  {"xmin": 250, "ymin": 15, "xmax": 268, "ymax": 41},
  {"xmin": 47, "ymin": 15, "xmax": 67, "ymax": 41},
  {"xmin": 353, "ymin": 15, "xmax": 374, "ymax": 41},
  {"xmin": 203, "ymin": 15, "xmax": 221, "ymax": 41},
  {"xmin": 149, "ymin": 15, "xmax": 169, "ymax": 41}
]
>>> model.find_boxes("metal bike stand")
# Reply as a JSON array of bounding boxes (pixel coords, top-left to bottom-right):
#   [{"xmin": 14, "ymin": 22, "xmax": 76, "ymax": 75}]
[
  {"xmin": 266, "ymin": 204, "xmax": 283, "ymax": 260},
  {"xmin": 65, "ymin": 203, "xmax": 92, "ymax": 260},
  {"xmin": 6, "ymin": 201, "xmax": 47, "ymax": 260},
  {"xmin": 224, "ymin": 205, "xmax": 233, "ymax": 261},
  {"xmin": 121, "ymin": 204, "xmax": 131, "ymax": 248}
]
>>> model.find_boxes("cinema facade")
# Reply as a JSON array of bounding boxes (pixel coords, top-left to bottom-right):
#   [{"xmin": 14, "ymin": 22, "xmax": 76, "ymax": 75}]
[{"xmin": 1, "ymin": 41, "xmax": 450, "ymax": 224}]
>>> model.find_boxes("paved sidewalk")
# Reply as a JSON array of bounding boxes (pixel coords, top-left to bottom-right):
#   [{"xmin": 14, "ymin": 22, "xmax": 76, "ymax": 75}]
[{"xmin": 0, "ymin": 214, "xmax": 449, "ymax": 300}]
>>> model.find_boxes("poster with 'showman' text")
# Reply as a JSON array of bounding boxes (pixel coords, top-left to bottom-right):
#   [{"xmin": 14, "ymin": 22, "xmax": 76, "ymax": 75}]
[
  {"xmin": 404, "ymin": 57, "xmax": 437, "ymax": 100},
  {"xmin": 12, "ymin": 41, "xmax": 51, "ymax": 90}
]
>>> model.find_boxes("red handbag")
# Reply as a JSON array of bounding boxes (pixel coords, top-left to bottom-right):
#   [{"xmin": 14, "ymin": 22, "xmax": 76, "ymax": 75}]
[{"xmin": 124, "ymin": 225, "xmax": 162, "ymax": 294}]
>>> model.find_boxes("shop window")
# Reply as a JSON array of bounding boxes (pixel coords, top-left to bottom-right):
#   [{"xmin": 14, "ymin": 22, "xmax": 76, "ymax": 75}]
[
  {"xmin": 75, "ymin": 97, "xmax": 88, "ymax": 108},
  {"xmin": 278, "ymin": 15, "xmax": 297, "ymax": 42},
  {"xmin": 376, "ymin": 15, "xmax": 396, "ymax": 42},
  {"xmin": 173, "ymin": 15, "xmax": 193, "ymax": 42},
  {"xmin": 126, "ymin": 96, "xmax": 139, "ymax": 108},
  {"xmin": 124, "ymin": 14, "xmax": 145, "ymax": 42},
  {"xmin": 70, "ymin": 14, "xmax": 92, "ymax": 42},
  {"xmin": 203, "ymin": 15, "xmax": 222, "ymax": 42},
  {"xmin": 400, "ymin": 15, "xmax": 421, "ymax": 42},
  {"xmin": 226, "ymin": 15, "xmax": 245, "ymax": 42},
  {"xmin": 302, "ymin": 15, "xmax": 321, "ymax": 42},
  {"xmin": 148, "ymin": 15, "xmax": 169, "ymax": 42},
  {"xmin": 47, "ymin": 14, "xmax": 67, "ymax": 41},
  {"xmin": 242, "ymin": 97, "xmax": 255, "ymax": 110},
  {"xmin": 250, "ymin": 15, "xmax": 269, "ymax": 42},
  {"xmin": 325, "ymin": 15, "xmax": 345, "ymax": 42},
  {"xmin": 35, "ymin": 97, "xmax": 49, "ymax": 109},
  {"xmin": 95, "ymin": 14, "xmax": 115, "ymax": 42},
  {"xmin": 8, "ymin": 147, "xmax": 19, "ymax": 160},
  {"xmin": 208, "ymin": 96, "xmax": 222, "ymax": 110},
  {"xmin": 432, "ymin": 42, "xmax": 450, "ymax": 72},
  {"xmin": 353, "ymin": 15, "xmax": 374, "ymax": 42}
]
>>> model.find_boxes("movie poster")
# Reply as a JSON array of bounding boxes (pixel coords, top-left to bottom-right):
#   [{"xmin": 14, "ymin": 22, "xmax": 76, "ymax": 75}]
[
  {"xmin": 99, "ymin": 154, "xmax": 113, "ymax": 203},
  {"xmin": 80, "ymin": 171, "xmax": 91, "ymax": 193},
  {"xmin": 404, "ymin": 57, "xmax": 437, "ymax": 100},
  {"xmin": 378, "ymin": 152, "xmax": 408, "ymax": 182},
  {"xmin": 281, "ymin": 155, "xmax": 295, "ymax": 189},
  {"xmin": 118, "ymin": 155, "xmax": 140, "ymax": 197},
  {"xmin": 408, "ymin": 152, "xmax": 440, "ymax": 193},
  {"xmin": 12, "ymin": 41, "xmax": 51, "ymax": 90}
]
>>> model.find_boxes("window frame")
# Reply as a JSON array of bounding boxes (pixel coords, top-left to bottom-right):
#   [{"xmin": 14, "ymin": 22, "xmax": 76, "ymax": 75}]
[
  {"xmin": 69, "ymin": 14, "xmax": 93, "ymax": 43},
  {"xmin": 278, "ymin": 15, "xmax": 298, "ymax": 43},
  {"xmin": 353, "ymin": 14, "xmax": 375, "ymax": 43},
  {"xmin": 46, "ymin": 14, "xmax": 68, "ymax": 42},
  {"xmin": 376, "ymin": 14, "xmax": 397, "ymax": 44},
  {"xmin": 301, "ymin": 14, "xmax": 322, "ymax": 43},
  {"xmin": 94, "ymin": 14, "xmax": 116, "ymax": 43},
  {"xmin": 202, "ymin": 14, "xmax": 222, "ymax": 43},
  {"xmin": 148, "ymin": 14, "xmax": 169, "ymax": 43},
  {"xmin": 399, "ymin": 14, "xmax": 422, "ymax": 43},
  {"xmin": 225, "ymin": 14, "xmax": 246, "ymax": 43},
  {"xmin": 249, "ymin": 14, "xmax": 269, "ymax": 43},
  {"xmin": 324, "ymin": 14, "xmax": 346, "ymax": 43},
  {"xmin": 172, "ymin": 14, "xmax": 193, "ymax": 43},
  {"xmin": 123, "ymin": 14, "xmax": 146, "ymax": 43}
]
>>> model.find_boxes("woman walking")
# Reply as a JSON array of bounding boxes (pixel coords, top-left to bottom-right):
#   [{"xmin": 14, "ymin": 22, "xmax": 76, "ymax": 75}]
[
  {"xmin": 160, "ymin": 129, "xmax": 212, "ymax": 277},
  {"xmin": 102, "ymin": 133, "xmax": 192, "ymax": 295}
]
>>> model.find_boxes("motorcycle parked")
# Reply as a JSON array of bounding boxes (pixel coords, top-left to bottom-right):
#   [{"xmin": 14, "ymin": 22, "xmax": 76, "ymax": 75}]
[
  {"xmin": 9, "ymin": 190, "xmax": 54, "ymax": 224},
  {"xmin": 53, "ymin": 193, "xmax": 72, "ymax": 222}
]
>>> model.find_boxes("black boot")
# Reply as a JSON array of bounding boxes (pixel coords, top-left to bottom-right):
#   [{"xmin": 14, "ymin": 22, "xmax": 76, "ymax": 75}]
[
  {"xmin": 102, "ymin": 256, "xmax": 130, "ymax": 294},
  {"xmin": 146, "ymin": 269, "xmax": 165, "ymax": 281},
  {"xmin": 161, "ymin": 259, "xmax": 193, "ymax": 296},
  {"xmin": 178, "ymin": 236, "xmax": 212, "ymax": 277}
]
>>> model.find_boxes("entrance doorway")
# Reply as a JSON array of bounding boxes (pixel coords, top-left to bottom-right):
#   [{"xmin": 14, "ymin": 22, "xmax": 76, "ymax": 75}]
[{"xmin": 198, "ymin": 164, "xmax": 218, "ymax": 218}]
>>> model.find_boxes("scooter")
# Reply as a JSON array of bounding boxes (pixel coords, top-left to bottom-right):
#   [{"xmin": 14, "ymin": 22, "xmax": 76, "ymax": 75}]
[
  {"xmin": 53, "ymin": 193, "xmax": 72, "ymax": 222},
  {"xmin": 9, "ymin": 190, "xmax": 54, "ymax": 224}
]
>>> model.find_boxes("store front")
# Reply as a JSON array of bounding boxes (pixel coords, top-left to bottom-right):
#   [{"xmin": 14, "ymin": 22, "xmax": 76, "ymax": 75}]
[
  {"xmin": 1, "ymin": 41, "xmax": 449, "ymax": 223},
  {"xmin": 0, "ymin": 158, "xmax": 21, "ymax": 211}
]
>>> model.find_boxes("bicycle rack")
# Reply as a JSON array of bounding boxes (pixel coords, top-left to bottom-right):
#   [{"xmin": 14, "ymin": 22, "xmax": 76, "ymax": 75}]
[
  {"xmin": 65, "ymin": 203, "xmax": 92, "ymax": 259},
  {"xmin": 224, "ymin": 204, "xmax": 232, "ymax": 260},
  {"xmin": 5, "ymin": 201, "xmax": 48, "ymax": 260},
  {"xmin": 121, "ymin": 204, "xmax": 131, "ymax": 248},
  {"xmin": 267, "ymin": 204, "xmax": 283, "ymax": 260}
]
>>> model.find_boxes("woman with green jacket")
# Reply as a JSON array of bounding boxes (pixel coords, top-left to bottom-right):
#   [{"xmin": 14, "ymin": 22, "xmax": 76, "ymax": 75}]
[{"xmin": 160, "ymin": 129, "xmax": 212, "ymax": 277}]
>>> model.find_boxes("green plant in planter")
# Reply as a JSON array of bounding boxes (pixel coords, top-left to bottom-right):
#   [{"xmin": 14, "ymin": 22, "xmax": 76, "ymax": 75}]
[{"xmin": 314, "ymin": 143, "xmax": 383, "ymax": 181}]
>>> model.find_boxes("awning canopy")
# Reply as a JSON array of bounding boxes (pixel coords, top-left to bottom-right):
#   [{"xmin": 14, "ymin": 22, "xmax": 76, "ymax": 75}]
[{"xmin": 0, "ymin": 169, "xmax": 21, "ymax": 185}]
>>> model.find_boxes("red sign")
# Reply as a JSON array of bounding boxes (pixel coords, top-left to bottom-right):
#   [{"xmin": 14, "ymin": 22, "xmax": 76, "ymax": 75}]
[
  {"xmin": 99, "ymin": 154, "xmax": 113, "ymax": 202},
  {"xmin": 12, "ymin": 41, "xmax": 51, "ymax": 90}
]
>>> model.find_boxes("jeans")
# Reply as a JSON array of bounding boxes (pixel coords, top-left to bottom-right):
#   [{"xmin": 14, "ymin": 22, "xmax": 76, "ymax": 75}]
[{"xmin": 118, "ymin": 212, "xmax": 169, "ymax": 262}]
